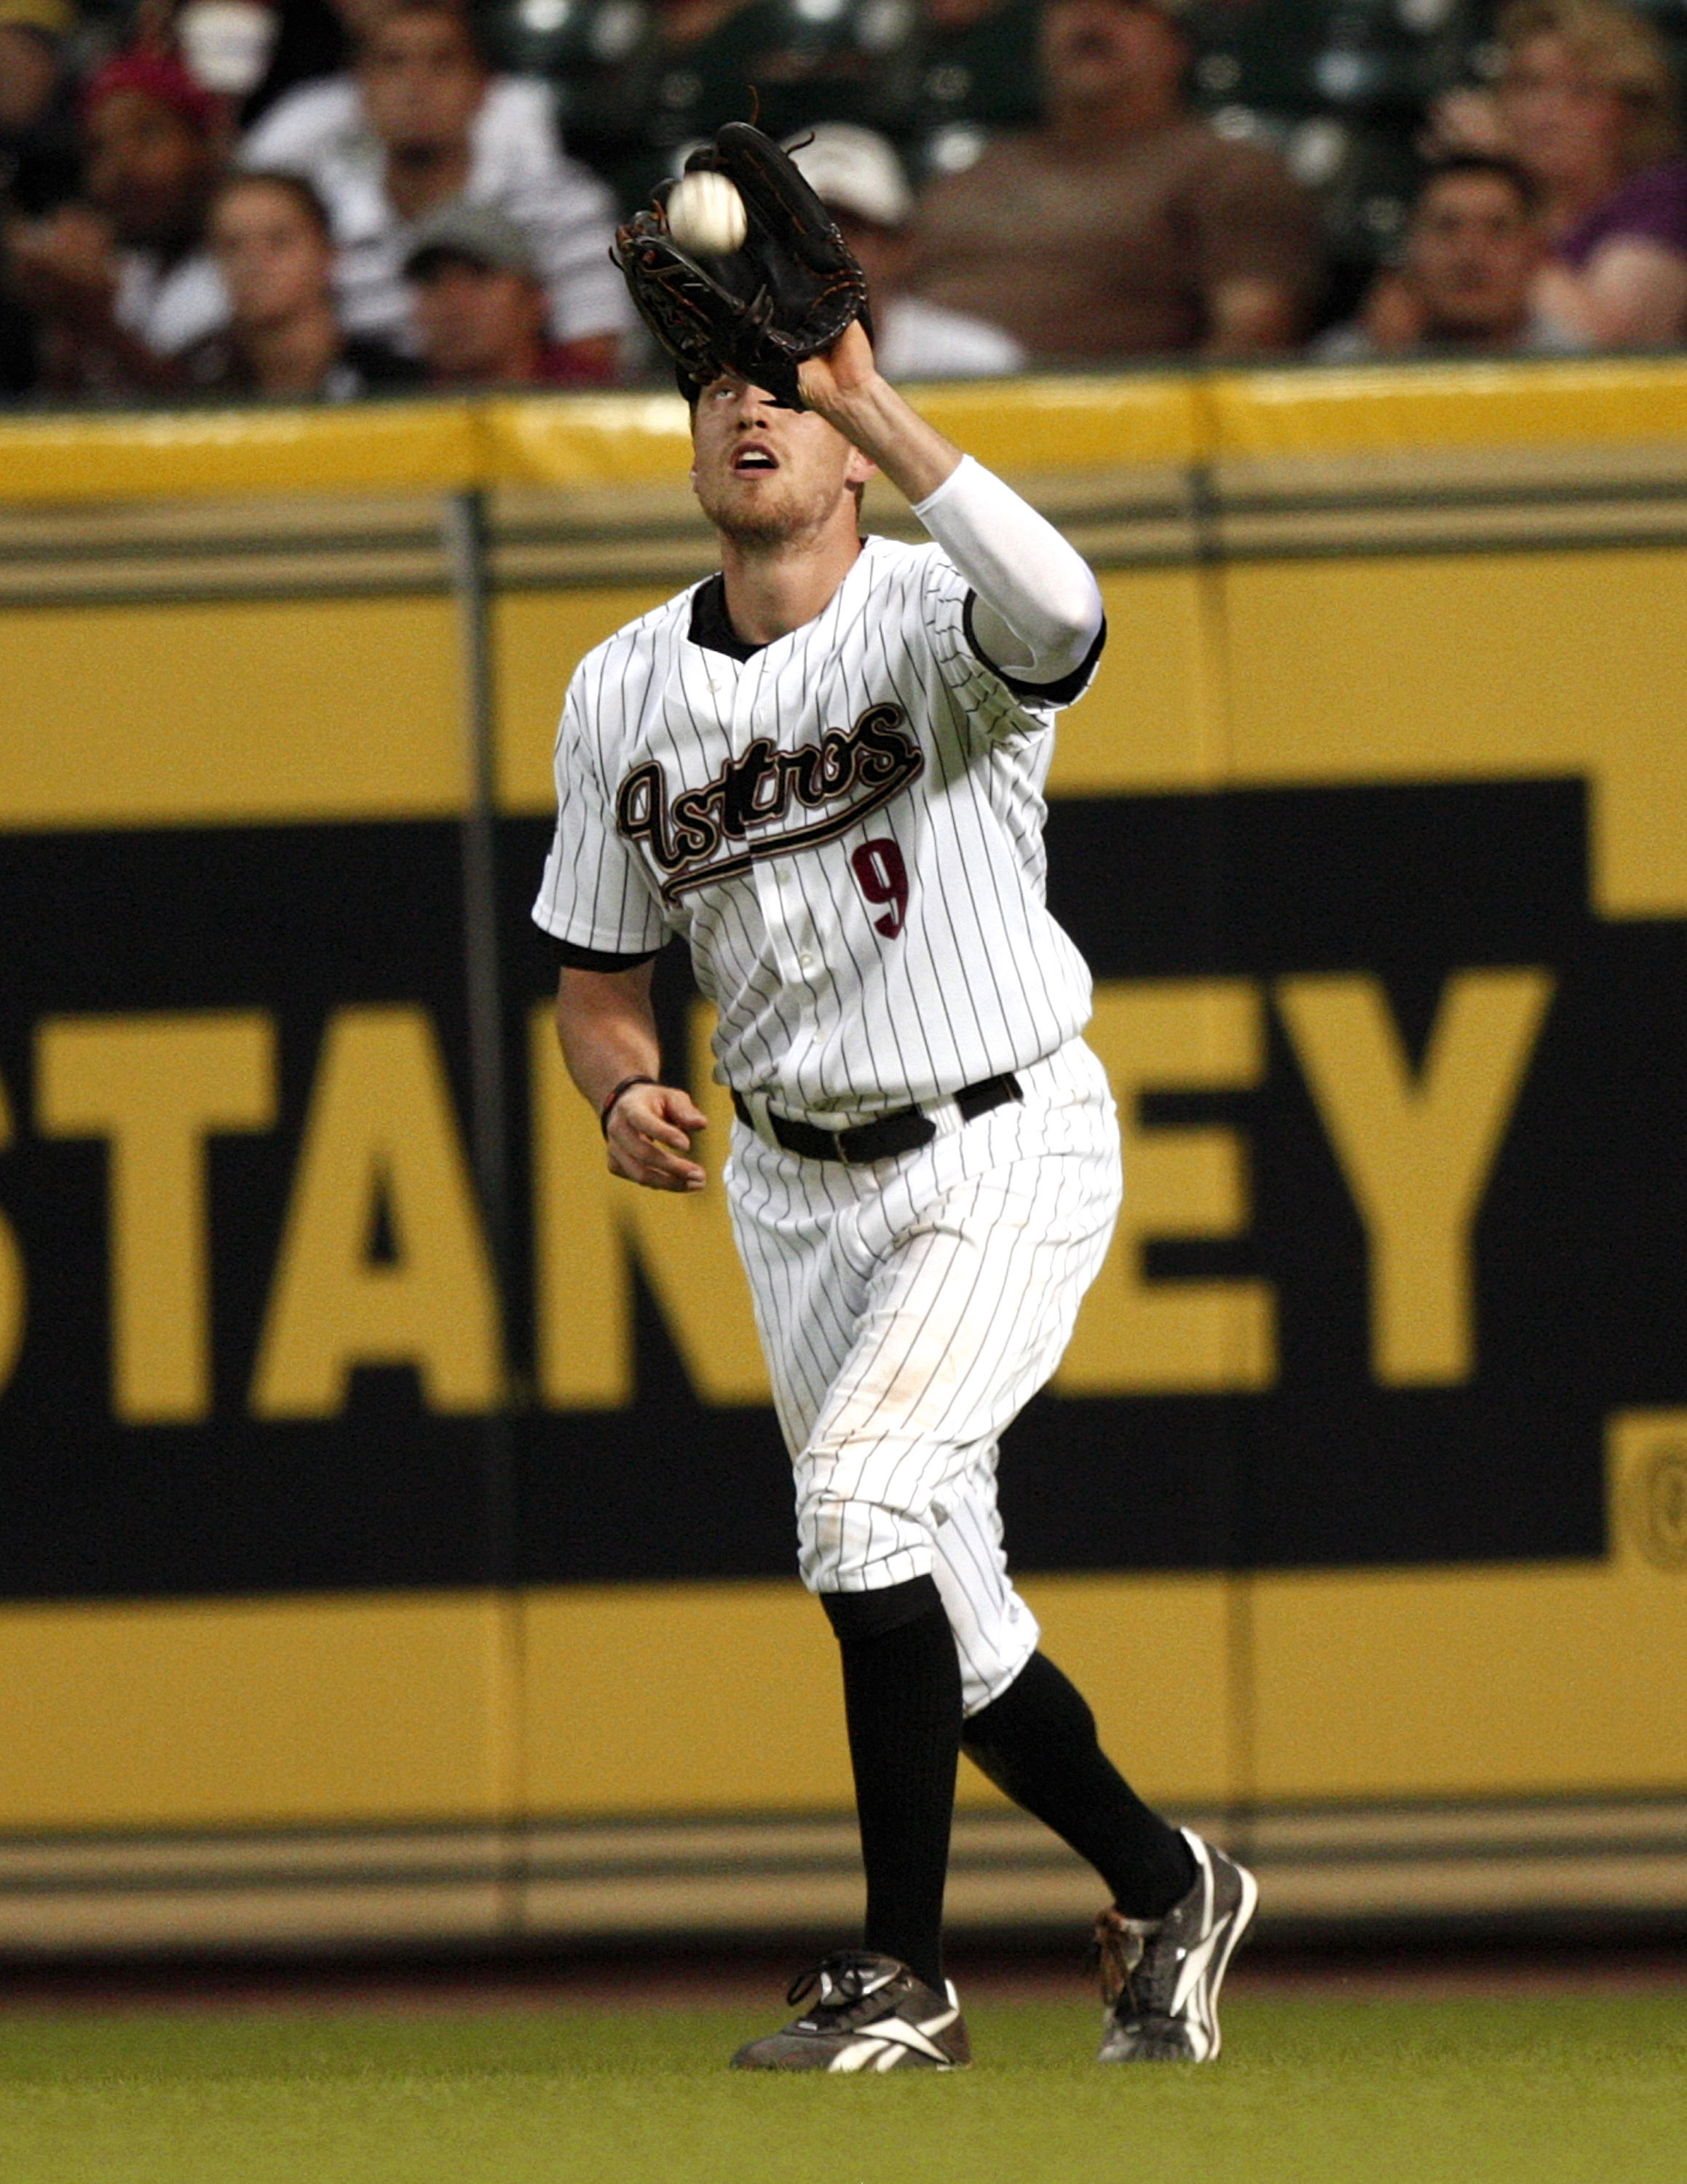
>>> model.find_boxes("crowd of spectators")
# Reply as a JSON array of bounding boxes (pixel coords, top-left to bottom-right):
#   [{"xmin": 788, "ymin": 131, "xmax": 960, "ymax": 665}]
[{"xmin": 4, "ymin": 0, "xmax": 1687, "ymax": 402}]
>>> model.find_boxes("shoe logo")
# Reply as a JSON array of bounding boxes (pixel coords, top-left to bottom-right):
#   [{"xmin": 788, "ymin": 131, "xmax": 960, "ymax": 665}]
[
  {"xmin": 1170, "ymin": 1926, "xmax": 1224, "ymax": 2021},
  {"xmin": 826, "ymin": 2010, "xmax": 958, "ymax": 2073}
]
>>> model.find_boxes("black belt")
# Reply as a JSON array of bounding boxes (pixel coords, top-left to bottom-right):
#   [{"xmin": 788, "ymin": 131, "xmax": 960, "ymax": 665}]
[{"xmin": 731, "ymin": 1073, "xmax": 1022, "ymax": 1164}]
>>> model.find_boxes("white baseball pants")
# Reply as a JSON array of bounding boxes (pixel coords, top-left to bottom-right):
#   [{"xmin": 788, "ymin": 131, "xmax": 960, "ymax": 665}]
[{"xmin": 726, "ymin": 1037, "xmax": 1122, "ymax": 1716}]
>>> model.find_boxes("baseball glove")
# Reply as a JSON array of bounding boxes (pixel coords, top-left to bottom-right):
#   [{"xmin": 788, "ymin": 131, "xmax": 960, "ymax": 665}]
[{"xmin": 612, "ymin": 122, "xmax": 870, "ymax": 409}]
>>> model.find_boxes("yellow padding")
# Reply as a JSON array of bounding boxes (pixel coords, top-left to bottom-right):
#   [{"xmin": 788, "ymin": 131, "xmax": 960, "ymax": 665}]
[
  {"xmin": 0, "ymin": 1593, "xmax": 513, "ymax": 1832},
  {"xmin": 515, "ymin": 1570, "xmax": 1233, "ymax": 1817},
  {"xmin": 1212, "ymin": 356, "xmax": 1687, "ymax": 455},
  {"xmin": 33, "ymin": 356, "xmax": 1687, "ymax": 507},
  {"xmin": 0, "ymin": 401, "xmax": 488, "ymax": 506},
  {"xmin": 0, "ymin": 595, "xmax": 462, "ymax": 830}
]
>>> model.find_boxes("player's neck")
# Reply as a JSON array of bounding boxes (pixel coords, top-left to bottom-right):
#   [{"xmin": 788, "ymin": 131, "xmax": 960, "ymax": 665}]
[{"xmin": 717, "ymin": 521, "xmax": 864, "ymax": 647}]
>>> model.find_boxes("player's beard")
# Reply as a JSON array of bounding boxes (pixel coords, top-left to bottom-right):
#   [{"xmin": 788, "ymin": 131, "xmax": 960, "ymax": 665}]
[{"xmin": 695, "ymin": 471, "xmax": 856, "ymax": 554}]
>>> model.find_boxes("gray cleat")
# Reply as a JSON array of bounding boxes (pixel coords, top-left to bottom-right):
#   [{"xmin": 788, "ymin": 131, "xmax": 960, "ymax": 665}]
[
  {"xmin": 1093, "ymin": 1829, "xmax": 1257, "ymax": 2062},
  {"xmin": 730, "ymin": 1951, "xmax": 971, "ymax": 2073}
]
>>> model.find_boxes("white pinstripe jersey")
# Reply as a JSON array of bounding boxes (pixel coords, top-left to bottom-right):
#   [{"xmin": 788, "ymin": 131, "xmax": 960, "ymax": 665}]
[{"xmin": 532, "ymin": 533, "xmax": 1102, "ymax": 1115}]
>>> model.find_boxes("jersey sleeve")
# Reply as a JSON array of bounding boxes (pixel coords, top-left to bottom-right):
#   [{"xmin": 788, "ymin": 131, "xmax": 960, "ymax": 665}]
[
  {"xmin": 922, "ymin": 550, "xmax": 1105, "ymax": 736},
  {"xmin": 531, "ymin": 673, "xmax": 670, "ymax": 954}
]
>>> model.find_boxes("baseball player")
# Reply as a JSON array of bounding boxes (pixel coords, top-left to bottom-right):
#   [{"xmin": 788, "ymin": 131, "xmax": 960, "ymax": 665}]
[{"xmin": 534, "ymin": 127, "xmax": 1255, "ymax": 2071}]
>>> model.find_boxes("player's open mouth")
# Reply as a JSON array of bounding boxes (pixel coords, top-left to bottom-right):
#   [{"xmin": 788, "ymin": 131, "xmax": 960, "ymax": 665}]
[{"xmin": 733, "ymin": 446, "xmax": 778, "ymax": 472}]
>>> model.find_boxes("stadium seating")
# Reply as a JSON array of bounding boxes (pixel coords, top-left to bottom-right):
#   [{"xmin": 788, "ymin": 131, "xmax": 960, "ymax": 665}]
[
  {"xmin": 479, "ymin": 0, "xmax": 1509, "ymax": 278},
  {"xmin": 484, "ymin": 0, "xmax": 925, "ymax": 206}
]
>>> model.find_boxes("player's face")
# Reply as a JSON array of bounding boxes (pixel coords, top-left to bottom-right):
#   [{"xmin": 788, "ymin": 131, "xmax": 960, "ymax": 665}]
[{"xmin": 689, "ymin": 374, "xmax": 874, "ymax": 547}]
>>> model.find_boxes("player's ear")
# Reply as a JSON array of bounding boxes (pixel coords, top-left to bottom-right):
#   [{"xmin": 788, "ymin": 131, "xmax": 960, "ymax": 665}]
[{"xmin": 845, "ymin": 446, "xmax": 877, "ymax": 488}]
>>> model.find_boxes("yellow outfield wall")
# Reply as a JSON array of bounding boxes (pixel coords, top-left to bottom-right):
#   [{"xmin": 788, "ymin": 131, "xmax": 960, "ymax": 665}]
[{"xmin": 1, "ymin": 363, "xmax": 1686, "ymax": 1935}]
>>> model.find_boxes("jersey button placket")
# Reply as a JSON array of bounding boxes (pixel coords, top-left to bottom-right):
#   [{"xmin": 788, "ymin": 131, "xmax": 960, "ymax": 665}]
[
  {"xmin": 757, "ymin": 860, "xmax": 810, "ymax": 987},
  {"xmin": 739, "ymin": 666, "xmax": 807, "ymax": 990}
]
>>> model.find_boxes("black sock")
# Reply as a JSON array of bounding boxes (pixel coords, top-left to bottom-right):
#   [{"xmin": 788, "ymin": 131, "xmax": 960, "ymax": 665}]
[
  {"xmin": 822, "ymin": 1575, "xmax": 961, "ymax": 1997},
  {"xmin": 962, "ymin": 1650, "xmax": 1196, "ymax": 1919}
]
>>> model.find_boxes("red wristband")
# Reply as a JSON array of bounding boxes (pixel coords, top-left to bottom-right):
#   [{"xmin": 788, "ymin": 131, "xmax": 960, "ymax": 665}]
[{"xmin": 600, "ymin": 1075, "xmax": 660, "ymax": 1136}]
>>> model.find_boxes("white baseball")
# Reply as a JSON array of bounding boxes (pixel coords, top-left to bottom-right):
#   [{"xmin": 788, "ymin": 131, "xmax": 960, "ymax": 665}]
[{"xmin": 667, "ymin": 170, "xmax": 748, "ymax": 256}]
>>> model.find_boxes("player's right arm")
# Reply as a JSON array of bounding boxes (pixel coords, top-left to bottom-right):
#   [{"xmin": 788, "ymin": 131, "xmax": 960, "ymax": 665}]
[
  {"xmin": 536, "ymin": 643, "xmax": 706, "ymax": 1192},
  {"xmin": 554, "ymin": 960, "xmax": 707, "ymax": 1192}
]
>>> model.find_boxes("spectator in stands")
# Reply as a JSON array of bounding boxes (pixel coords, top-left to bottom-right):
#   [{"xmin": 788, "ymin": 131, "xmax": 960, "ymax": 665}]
[
  {"xmin": 8, "ymin": 50, "xmax": 230, "ymax": 395},
  {"xmin": 403, "ymin": 195, "xmax": 602, "ymax": 384},
  {"xmin": 1430, "ymin": 0, "xmax": 1687, "ymax": 347},
  {"xmin": 245, "ymin": 0, "xmax": 558, "ymax": 217},
  {"xmin": 786, "ymin": 123, "xmax": 1023, "ymax": 378},
  {"xmin": 1, "ymin": 0, "xmax": 80, "ymax": 393},
  {"xmin": 186, "ymin": 167, "xmax": 421, "ymax": 392},
  {"xmin": 1, "ymin": 0, "xmax": 79, "ymax": 215},
  {"xmin": 242, "ymin": 0, "xmax": 630, "ymax": 372},
  {"xmin": 906, "ymin": 0, "xmax": 1323, "ymax": 359},
  {"xmin": 1317, "ymin": 157, "xmax": 1583, "ymax": 360}
]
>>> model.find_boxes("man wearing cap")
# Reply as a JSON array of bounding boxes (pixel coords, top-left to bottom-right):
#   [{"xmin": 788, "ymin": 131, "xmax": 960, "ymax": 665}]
[
  {"xmin": 784, "ymin": 124, "xmax": 1024, "ymax": 381},
  {"xmin": 403, "ymin": 196, "xmax": 601, "ymax": 385},
  {"xmin": 7, "ymin": 48, "xmax": 232, "ymax": 393},
  {"xmin": 908, "ymin": 0, "xmax": 1323, "ymax": 359}
]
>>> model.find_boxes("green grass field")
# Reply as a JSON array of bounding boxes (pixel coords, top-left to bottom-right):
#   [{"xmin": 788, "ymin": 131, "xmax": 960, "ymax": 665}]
[{"xmin": 1, "ymin": 1994, "xmax": 1684, "ymax": 2184}]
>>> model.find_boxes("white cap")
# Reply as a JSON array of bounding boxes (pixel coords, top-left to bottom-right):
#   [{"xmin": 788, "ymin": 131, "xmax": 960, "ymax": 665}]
[
  {"xmin": 783, "ymin": 124, "xmax": 914, "ymax": 230},
  {"xmin": 178, "ymin": 0, "xmax": 277, "ymax": 96}
]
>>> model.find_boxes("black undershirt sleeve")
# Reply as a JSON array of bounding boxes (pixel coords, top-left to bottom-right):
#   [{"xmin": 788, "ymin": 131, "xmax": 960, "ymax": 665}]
[
  {"xmin": 962, "ymin": 593, "xmax": 1108, "ymax": 709},
  {"xmin": 552, "ymin": 938, "xmax": 663, "ymax": 973}
]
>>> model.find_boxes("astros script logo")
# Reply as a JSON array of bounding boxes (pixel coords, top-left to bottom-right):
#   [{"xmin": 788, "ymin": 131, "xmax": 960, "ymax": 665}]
[{"xmin": 616, "ymin": 703, "xmax": 924, "ymax": 901}]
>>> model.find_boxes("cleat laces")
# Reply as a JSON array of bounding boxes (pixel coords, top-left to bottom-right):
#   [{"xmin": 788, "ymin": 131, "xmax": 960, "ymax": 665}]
[
  {"xmin": 784, "ymin": 1952, "xmax": 901, "ymax": 2028},
  {"xmin": 1089, "ymin": 1907, "xmax": 1174, "ymax": 2023}
]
